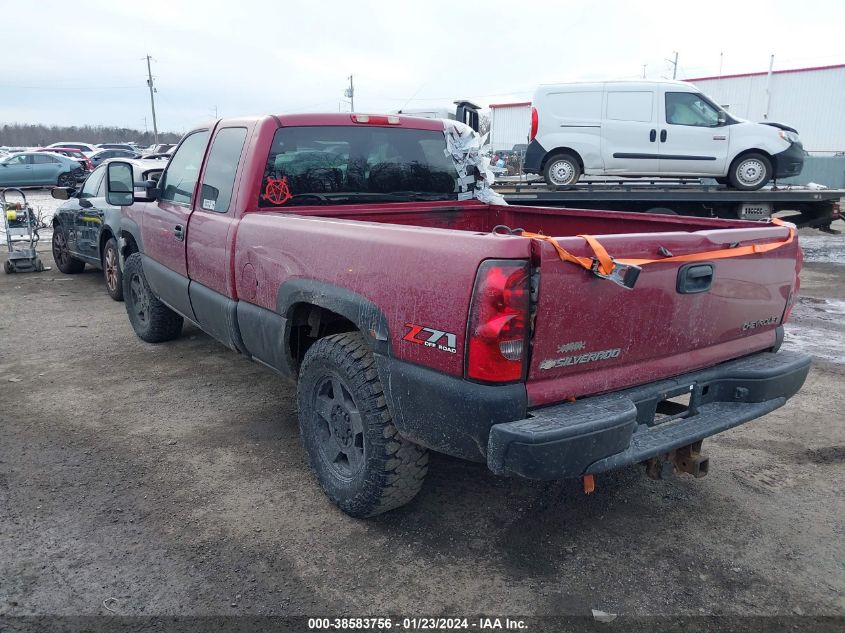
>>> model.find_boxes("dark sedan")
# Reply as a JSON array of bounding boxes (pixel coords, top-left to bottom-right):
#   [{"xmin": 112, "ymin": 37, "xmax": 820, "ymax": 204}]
[
  {"xmin": 50, "ymin": 159, "xmax": 164, "ymax": 299},
  {"xmin": 89, "ymin": 148, "xmax": 141, "ymax": 167}
]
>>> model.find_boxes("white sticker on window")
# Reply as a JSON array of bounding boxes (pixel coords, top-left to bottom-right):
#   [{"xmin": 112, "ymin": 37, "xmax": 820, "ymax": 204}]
[{"xmin": 202, "ymin": 199, "xmax": 216, "ymax": 211}]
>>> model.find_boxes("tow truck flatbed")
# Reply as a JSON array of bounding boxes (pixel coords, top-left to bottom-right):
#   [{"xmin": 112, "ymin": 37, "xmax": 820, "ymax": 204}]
[{"xmin": 495, "ymin": 179, "xmax": 843, "ymax": 230}]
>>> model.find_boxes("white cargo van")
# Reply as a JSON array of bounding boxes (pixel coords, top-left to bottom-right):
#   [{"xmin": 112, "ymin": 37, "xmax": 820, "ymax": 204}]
[{"xmin": 523, "ymin": 80, "xmax": 804, "ymax": 190}]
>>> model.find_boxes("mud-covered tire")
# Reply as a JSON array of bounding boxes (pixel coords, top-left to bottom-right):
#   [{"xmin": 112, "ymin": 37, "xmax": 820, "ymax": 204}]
[
  {"xmin": 123, "ymin": 252, "xmax": 183, "ymax": 343},
  {"xmin": 51, "ymin": 224, "xmax": 85, "ymax": 274},
  {"xmin": 297, "ymin": 332, "xmax": 429, "ymax": 518},
  {"xmin": 102, "ymin": 237, "xmax": 123, "ymax": 301}
]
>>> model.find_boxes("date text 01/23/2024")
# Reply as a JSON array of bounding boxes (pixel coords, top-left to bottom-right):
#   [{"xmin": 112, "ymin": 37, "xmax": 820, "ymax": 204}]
[{"xmin": 307, "ymin": 617, "xmax": 528, "ymax": 630}]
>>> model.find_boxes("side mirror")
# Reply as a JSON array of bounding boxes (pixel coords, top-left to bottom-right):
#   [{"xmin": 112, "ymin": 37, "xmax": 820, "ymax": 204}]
[
  {"xmin": 106, "ymin": 161, "xmax": 135, "ymax": 206},
  {"xmin": 717, "ymin": 112, "xmax": 727, "ymax": 126},
  {"xmin": 51, "ymin": 187, "xmax": 73, "ymax": 201}
]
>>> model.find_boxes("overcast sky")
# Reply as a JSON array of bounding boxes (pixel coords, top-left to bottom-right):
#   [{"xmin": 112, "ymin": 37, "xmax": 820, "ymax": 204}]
[{"xmin": 3, "ymin": 0, "xmax": 843, "ymax": 133}]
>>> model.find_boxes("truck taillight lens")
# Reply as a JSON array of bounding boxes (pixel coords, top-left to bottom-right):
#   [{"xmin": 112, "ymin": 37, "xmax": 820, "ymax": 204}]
[
  {"xmin": 529, "ymin": 106, "xmax": 538, "ymax": 141},
  {"xmin": 466, "ymin": 260, "xmax": 530, "ymax": 383}
]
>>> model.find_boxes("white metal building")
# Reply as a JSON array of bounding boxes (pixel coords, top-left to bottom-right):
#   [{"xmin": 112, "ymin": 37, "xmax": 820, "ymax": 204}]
[
  {"xmin": 687, "ymin": 64, "xmax": 845, "ymax": 153},
  {"xmin": 489, "ymin": 102, "xmax": 531, "ymax": 152}
]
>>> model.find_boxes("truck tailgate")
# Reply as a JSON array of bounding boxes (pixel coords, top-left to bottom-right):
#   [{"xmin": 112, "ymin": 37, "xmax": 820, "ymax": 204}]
[{"xmin": 526, "ymin": 223, "xmax": 799, "ymax": 406}]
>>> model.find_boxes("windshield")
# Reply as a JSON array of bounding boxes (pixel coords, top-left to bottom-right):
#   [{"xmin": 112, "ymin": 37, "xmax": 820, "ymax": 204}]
[{"xmin": 259, "ymin": 125, "xmax": 459, "ymax": 206}]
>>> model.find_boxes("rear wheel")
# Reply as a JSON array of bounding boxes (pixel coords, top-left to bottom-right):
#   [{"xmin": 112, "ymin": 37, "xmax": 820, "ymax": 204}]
[
  {"xmin": 4, "ymin": 260, "xmax": 13, "ymax": 274},
  {"xmin": 729, "ymin": 153, "xmax": 772, "ymax": 191},
  {"xmin": 543, "ymin": 153, "xmax": 581, "ymax": 187},
  {"xmin": 123, "ymin": 253, "xmax": 183, "ymax": 343},
  {"xmin": 297, "ymin": 332, "xmax": 429, "ymax": 517},
  {"xmin": 102, "ymin": 238, "xmax": 123, "ymax": 301},
  {"xmin": 57, "ymin": 171, "xmax": 76, "ymax": 188},
  {"xmin": 51, "ymin": 224, "xmax": 85, "ymax": 274}
]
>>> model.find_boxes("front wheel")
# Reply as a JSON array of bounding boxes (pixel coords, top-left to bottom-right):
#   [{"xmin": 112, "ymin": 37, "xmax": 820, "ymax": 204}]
[
  {"xmin": 51, "ymin": 224, "xmax": 86, "ymax": 274},
  {"xmin": 297, "ymin": 332, "xmax": 429, "ymax": 517},
  {"xmin": 123, "ymin": 253, "xmax": 183, "ymax": 343},
  {"xmin": 102, "ymin": 238, "xmax": 123, "ymax": 301},
  {"xmin": 728, "ymin": 153, "xmax": 772, "ymax": 191},
  {"xmin": 543, "ymin": 153, "xmax": 581, "ymax": 187}
]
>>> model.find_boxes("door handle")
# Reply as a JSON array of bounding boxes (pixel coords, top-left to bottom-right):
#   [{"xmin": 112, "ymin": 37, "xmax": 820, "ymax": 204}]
[
  {"xmin": 173, "ymin": 224, "xmax": 185, "ymax": 241},
  {"xmin": 660, "ymin": 129, "xmax": 667, "ymax": 142},
  {"xmin": 649, "ymin": 129, "xmax": 656, "ymax": 142}
]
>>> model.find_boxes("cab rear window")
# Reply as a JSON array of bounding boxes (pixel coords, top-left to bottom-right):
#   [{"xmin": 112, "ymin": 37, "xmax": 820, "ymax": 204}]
[{"xmin": 259, "ymin": 126, "xmax": 457, "ymax": 206}]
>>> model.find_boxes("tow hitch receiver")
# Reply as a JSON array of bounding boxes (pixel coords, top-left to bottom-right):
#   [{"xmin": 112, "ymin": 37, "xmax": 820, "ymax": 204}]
[{"xmin": 644, "ymin": 441, "xmax": 709, "ymax": 480}]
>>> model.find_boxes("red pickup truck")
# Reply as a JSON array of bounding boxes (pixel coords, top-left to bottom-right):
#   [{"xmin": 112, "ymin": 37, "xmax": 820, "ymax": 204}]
[{"xmin": 103, "ymin": 113, "xmax": 810, "ymax": 517}]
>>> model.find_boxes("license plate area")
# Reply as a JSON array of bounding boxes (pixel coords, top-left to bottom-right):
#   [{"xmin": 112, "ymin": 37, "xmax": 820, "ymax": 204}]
[{"xmin": 640, "ymin": 383, "xmax": 699, "ymax": 427}]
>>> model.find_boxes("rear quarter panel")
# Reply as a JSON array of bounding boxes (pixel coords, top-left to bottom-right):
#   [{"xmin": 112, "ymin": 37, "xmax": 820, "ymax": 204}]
[{"xmin": 233, "ymin": 213, "xmax": 531, "ymax": 376}]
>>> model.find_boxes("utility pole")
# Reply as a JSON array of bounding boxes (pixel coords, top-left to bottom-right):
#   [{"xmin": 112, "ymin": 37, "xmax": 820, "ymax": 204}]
[
  {"xmin": 145, "ymin": 55, "xmax": 159, "ymax": 144},
  {"xmin": 344, "ymin": 75, "xmax": 355, "ymax": 112},
  {"xmin": 670, "ymin": 51, "xmax": 678, "ymax": 79},
  {"xmin": 642, "ymin": 64, "xmax": 647, "ymax": 79}
]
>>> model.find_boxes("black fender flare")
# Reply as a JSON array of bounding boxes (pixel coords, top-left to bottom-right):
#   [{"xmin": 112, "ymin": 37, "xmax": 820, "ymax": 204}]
[{"xmin": 276, "ymin": 278, "xmax": 391, "ymax": 355}]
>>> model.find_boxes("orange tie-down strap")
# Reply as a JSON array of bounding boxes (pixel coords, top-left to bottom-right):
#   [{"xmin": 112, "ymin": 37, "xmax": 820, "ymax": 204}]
[{"xmin": 520, "ymin": 218, "xmax": 795, "ymax": 277}]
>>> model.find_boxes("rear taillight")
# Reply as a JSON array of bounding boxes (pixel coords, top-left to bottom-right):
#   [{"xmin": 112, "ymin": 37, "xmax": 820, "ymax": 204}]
[
  {"xmin": 529, "ymin": 106, "xmax": 538, "ymax": 141},
  {"xmin": 466, "ymin": 260, "xmax": 530, "ymax": 382}
]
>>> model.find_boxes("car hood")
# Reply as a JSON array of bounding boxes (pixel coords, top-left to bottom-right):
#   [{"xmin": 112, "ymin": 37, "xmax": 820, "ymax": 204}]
[{"xmin": 760, "ymin": 121, "xmax": 799, "ymax": 134}]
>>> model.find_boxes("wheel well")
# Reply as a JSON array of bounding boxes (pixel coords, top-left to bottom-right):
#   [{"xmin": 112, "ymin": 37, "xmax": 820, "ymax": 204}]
[
  {"xmin": 288, "ymin": 303, "xmax": 358, "ymax": 369},
  {"xmin": 542, "ymin": 148, "xmax": 584, "ymax": 171},
  {"xmin": 120, "ymin": 231, "xmax": 139, "ymax": 258},
  {"xmin": 730, "ymin": 149, "xmax": 774, "ymax": 172},
  {"xmin": 99, "ymin": 229, "xmax": 113, "ymax": 258}
]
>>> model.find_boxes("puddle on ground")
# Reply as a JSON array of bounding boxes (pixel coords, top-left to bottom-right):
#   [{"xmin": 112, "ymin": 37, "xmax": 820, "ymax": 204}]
[
  {"xmin": 783, "ymin": 297, "xmax": 845, "ymax": 365},
  {"xmin": 797, "ymin": 234, "xmax": 845, "ymax": 264}
]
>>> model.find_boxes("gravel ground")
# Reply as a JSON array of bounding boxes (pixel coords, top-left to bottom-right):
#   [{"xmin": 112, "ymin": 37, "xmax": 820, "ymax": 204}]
[{"xmin": 0, "ymin": 193, "xmax": 843, "ymax": 625}]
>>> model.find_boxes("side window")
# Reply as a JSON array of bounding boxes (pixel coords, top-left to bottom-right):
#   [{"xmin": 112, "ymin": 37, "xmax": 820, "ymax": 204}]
[
  {"xmin": 32, "ymin": 154, "xmax": 59, "ymax": 164},
  {"xmin": 159, "ymin": 131, "xmax": 210, "ymax": 205},
  {"xmin": 80, "ymin": 166, "xmax": 106, "ymax": 198},
  {"xmin": 606, "ymin": 91, "xmax": 653, "ymax": 122},
  {"xmin": 199, "ymin": 127, "xmax": 247, "ymax": 213},
  {"xmin": 665, "ymin": 92, "xmax": 720, "ymax": 127},
  {"xmin": 5, "ymin": 155, "xmax": 29, "ymax": 165}
]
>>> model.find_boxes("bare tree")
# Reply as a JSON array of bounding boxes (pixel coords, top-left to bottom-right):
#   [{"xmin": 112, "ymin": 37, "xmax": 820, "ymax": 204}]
[
  {"xmin": 0, "ymin": 124, "xmax": 183, "ymax": 147},
  {"xmin": 478, "ymin": 113, "xmax": 491, "ymax": 137}
]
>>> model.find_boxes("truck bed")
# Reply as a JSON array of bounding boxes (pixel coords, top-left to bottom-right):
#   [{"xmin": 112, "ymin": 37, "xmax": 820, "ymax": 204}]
[{"xmin": 239, "ymin": 202, "xmax": 798, "ymax": 406}]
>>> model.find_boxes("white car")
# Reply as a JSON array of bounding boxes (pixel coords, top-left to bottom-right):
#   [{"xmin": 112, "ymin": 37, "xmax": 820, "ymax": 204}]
[
  {"xmin": 524, "ymin": 80, "xmax": 804, "ymax": 190},
  {"xmin": 45, "ymin": 142, "xmax": 98, "ymax": 157}
]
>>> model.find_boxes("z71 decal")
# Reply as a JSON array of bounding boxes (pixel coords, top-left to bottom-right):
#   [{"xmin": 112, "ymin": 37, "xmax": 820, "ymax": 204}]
[{"xmin": 404, "ymin": 324, "xmax": 458, "ymax": 354}]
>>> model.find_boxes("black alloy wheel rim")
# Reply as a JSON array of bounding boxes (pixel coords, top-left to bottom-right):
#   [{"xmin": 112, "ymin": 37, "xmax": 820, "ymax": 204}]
[
  {"xmin": 129, "ymin": 274, "xmax": 151, "ymax": 324},
  {"xmin": 313, "ymin": 374, "xmax": 365, "ymax": 479}
]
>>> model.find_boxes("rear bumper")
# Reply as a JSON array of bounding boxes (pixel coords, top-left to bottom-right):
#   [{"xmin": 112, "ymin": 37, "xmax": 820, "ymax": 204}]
[
  {"xmin": 523, "ymin": 139, "xmax": 547, "ymax": 174},
  {"xmin": 773, "ymin": 142, "xmax": 804, "ymax": 178},
  {"xmin": 487, "ymin": 350, "xmax": 810, "ymax": 479}
]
